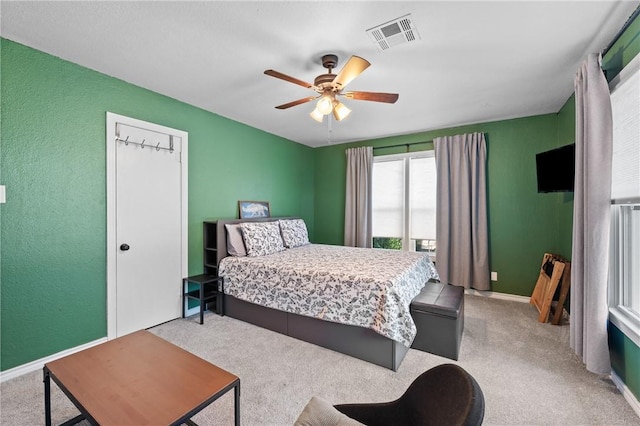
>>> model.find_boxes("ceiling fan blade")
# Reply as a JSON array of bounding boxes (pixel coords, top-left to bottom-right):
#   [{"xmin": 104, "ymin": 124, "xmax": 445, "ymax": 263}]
[
  {"xmin": 264, "ymin": 69, "xmax": 314, "ymax": 89},
  {"xmin": 275, "ymin": 96, "xmax": 317, "ymax": 110},
  {"xmin": 343, "ymin": 91, "xmax": 399, "ymax": 103},
  {"xmin": 333, "ymin": 56, "xmax": 371, "ymax": 89}
]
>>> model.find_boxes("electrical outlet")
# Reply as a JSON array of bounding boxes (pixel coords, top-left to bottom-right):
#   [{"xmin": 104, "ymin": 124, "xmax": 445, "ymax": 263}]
[{"xmin": 491, "ymin": 271, "xmax": 498, "ymax": 281}]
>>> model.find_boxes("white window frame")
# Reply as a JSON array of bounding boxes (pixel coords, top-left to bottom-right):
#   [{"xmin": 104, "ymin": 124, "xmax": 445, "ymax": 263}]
[
  {"xmin": 609, "ymin": 204, "xmax": 640, "ymax": 347},
  {"xmin": 372, "ymin": 150, "xmax": 436, "ymax": 252},
  {"xmin": 608, "ymin": 52, "xmax": 640, "ymax": 347}
]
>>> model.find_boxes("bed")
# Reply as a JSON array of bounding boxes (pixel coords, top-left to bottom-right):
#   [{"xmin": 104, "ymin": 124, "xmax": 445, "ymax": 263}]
[{"xmin": 216, "ymin": 217, "xmax": 439, "ymax": 371}]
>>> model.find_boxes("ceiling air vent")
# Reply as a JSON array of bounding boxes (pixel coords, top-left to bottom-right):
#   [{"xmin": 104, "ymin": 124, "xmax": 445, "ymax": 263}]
[{"xmin": 366, "ymin": 14, "xmax": 421, "ymax": 51}]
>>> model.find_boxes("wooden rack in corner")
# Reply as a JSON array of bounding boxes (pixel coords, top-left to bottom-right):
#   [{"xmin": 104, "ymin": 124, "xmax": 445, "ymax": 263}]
[{"xmin": 530, "ymin": 253, "xmax": 571, "ymax": 325}]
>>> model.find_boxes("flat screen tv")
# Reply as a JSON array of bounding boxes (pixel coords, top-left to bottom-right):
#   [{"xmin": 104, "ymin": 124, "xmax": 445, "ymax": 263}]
[{"xmin": 536, "ymin": 143, "xmax": 575, "ymax": 193}]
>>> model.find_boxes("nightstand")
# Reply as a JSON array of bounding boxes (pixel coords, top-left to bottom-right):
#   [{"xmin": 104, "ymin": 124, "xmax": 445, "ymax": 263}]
[{"xmin": 182, "ymin": 274, "xmax": 224, "ymax": 324}]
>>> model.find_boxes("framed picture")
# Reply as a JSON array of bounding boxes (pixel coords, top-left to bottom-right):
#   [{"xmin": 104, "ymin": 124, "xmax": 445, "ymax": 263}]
[{"xmin": 238, "ymin": 200, "xmax": 271, "ymax": 219}]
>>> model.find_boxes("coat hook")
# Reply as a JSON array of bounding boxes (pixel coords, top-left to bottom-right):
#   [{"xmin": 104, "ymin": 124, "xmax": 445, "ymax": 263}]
[
  {"xmin": 156, "ymin": 142, "xmax": 161, "ymax": 151},
  {"xmin": 141, "ymin": 139, "xmax": 145, "ymax": 149},
  {"xmin": 124, "ymin": 136, "xmax": 129, "ymax": 145}
]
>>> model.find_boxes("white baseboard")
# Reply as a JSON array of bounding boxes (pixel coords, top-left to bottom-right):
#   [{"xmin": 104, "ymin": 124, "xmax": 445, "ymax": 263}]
[
  {"xmin": 611, "ymin": 370, "xmax": 640, "ymax": 418},
  {"xmin": 465, "ymin": 289, "xmax": 531, "ymax": 303},
  {"xmin": 0, "ymin": 337, "xmax": 108, "ymax": 383}
]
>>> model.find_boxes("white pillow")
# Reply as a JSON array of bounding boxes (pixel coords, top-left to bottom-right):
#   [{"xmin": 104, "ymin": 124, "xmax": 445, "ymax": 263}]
[
  {"xmin": 294, "ymin": 396, "xmax": 364, "ymax": 426},
  {"xmin": 279, "ymin": 219, "xmax": 310, "ymax": 248},
  {"xmin": 225, "ymin": 223, "xmax": 246, "ymax": 257},
  {"xmin": 240, "ymin": 221, "xmax": 285, "ymax": 257}
]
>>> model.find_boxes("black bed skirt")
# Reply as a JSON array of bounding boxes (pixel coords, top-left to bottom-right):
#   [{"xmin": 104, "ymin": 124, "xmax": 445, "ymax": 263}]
[{"xmin": 223, "ymin": 294, "xmax": 409, "ymax": 371}]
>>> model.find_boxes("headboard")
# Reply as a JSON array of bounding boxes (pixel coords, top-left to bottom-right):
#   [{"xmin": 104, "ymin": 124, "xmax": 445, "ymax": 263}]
[{"xmin": 215, "ymin": 217, "xmax": 298, "ymax": 267}]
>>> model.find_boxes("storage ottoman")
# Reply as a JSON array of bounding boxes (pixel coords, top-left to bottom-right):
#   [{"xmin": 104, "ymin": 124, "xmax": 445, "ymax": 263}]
[{"xmin": 410, "ymin": 282, "xmax": 464, "ymax": 360}]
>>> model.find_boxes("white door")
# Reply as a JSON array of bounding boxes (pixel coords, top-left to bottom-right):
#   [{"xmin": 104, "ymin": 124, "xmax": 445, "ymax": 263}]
[{"xmin": 106, "ymin": 113, "xmax": 188, "ymax": 338}]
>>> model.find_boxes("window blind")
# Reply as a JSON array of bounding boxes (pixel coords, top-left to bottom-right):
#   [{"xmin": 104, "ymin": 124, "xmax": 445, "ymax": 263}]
[
  {"xmin": 372, "ymin": 159, "xmax": 404, "ymax": 238},
  {"xmin": 410, "ymin": 156, "xmax": 437, "ymax": 240},
  {"xmin": 610, "ymin": 52, "xmax": 640, "ymax": 202},
  {"xmin": 372, "ymin": 152, "xmax": 437, "ymax": 242}
]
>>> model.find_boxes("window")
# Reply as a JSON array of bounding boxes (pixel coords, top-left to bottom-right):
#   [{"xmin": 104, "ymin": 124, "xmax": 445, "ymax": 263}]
[
  {"xmin": 611, "ymin": 205, "xmax": 640, "ymax": 311},
  {"xmin": 372, "ymin": 151, "xmax": 437, "ymax": 257},
  {"xmin": 610, "ymin": 204, "xmax": 640, "ymax": 345},
  {"xmin": 609, "ymin": 52, "xmax": 640, "ymax": 346}
]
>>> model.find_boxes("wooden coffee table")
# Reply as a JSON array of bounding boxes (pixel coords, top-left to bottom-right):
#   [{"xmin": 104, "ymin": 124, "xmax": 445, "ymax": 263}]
[{"xmin": 43, "ymin": 330, "xmax": 240, "ymax": 425}]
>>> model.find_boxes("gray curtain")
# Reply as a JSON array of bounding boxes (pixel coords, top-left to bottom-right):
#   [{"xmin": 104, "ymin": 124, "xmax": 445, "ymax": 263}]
[
  {"xmin": 344, "ymin": 146, "xmax": 373, "ymax": 247},
  {"xmin": 434, "ymin": 132, "xmax": 490, "ymax": 290},
  {"xmin": 571, "ymin": 53, "xmax": 612, "ymax": 375}
]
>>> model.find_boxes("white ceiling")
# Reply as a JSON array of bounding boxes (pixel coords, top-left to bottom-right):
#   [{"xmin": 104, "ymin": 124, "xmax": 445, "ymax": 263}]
[{"xmin": 1, "ymin": 1, "xmax": 638, "ymax": 148}]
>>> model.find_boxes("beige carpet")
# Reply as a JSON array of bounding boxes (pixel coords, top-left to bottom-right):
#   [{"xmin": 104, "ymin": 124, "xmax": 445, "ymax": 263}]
[{"xmin": 1, "ymin": 295, "xmax": 638, "ymax": 425}]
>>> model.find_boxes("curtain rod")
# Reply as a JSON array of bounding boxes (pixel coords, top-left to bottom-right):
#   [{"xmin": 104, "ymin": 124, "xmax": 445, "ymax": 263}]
[
  {"xmin": 602, "ymin": 5, "xmax": 640, "ymax": 58},
  {"xmin": 373, "ymin": 140, "xmax": 433, "ymax": 151}
]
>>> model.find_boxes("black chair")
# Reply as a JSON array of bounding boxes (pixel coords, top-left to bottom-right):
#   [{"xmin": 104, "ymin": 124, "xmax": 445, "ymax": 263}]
[{"xmin": 334, "ymin": 364, "xmax": 485, "ymax": 426}]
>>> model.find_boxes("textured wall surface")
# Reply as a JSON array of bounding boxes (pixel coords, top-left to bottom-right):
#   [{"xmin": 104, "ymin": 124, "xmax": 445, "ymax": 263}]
[
  {"xmin": 609, "ymin": 323, "xmax": 640, "ymax": 401},
  {"xmin": 555, "ymin": 94, "xmax": 576, "ymax": 260},
  {"xmin": 2, "ymin": 10, "xmax": 639, "ymax": 392},
  {"xmin": 1, "ymin": 38, "xmax": 314, "ymax": 370}
]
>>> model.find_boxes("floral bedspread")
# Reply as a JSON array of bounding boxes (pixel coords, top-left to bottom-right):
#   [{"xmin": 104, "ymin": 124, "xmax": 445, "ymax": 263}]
[{"xmin": 219, "ymin": 244, "xmax": 440, "ymax": 347}]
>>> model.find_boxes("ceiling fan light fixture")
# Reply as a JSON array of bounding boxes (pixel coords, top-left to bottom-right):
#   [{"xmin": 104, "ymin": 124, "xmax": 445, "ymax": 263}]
[
  {"xmin": 317, "ymin": 95, "xmax": 334, "ymax": 115},
  {"xmin": 310, "ymin": 108, "xmax": 324, "ymax": 123},
  {"xmin": 265, "ymin": 53, "xmax": 398, "ymax": 124},
  {"xmin": 333, "ymin": 101, "xmax": 351, "ymax": 121}
]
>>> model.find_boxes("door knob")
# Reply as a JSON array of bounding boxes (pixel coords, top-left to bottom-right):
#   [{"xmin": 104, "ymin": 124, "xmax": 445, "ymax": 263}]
[{"xmin": 120, "ymin": 244, "xmax": 130, "ymax": 251}]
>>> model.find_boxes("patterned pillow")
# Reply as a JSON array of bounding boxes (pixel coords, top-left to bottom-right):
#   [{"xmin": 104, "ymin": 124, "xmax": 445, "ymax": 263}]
[
  {"xmin": 279, "ymin": 219, "xmax": 310, "ymax": 248},
  {"xmin": 240, "ymin": 221, "xmax": 285, "ymax": 257}
]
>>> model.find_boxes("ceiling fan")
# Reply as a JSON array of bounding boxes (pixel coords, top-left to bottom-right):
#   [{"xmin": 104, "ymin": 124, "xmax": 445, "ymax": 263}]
[{"xmin": 264, "ymin": 54, "xmax": 399, "ymax": 123}]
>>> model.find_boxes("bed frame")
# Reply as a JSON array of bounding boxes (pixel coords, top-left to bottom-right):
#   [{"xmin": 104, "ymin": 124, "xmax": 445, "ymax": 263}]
[{"xmin": 215, "ymin": 217, "xmax": 409, "ymax": 371}]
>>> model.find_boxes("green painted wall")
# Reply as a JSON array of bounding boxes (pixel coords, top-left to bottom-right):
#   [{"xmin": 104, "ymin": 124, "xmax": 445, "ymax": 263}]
[
  {"xmin": 609, "ymin": 323, "xmax": 640, "ymax": 401},
  {"xmin": 555, "ymin": 94, "xmax": 575, "ymax": 259},
  {"xmin": 315, "ymin": 114, "xmax": 561, "ymax": 297},
  {"xmin": 602, "ymin": 11, "xmax": 640, "ymax": 82},
  {"xmin": 0, "ymin": 38, "xmax": 314, "ymax": 370},
  {"xmin": 2, "ymin": 9, "xmax": 639, "ymax": 396}
]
